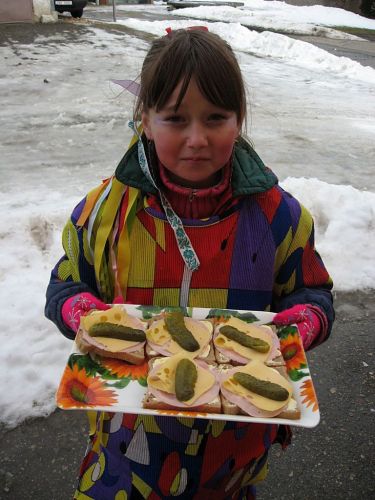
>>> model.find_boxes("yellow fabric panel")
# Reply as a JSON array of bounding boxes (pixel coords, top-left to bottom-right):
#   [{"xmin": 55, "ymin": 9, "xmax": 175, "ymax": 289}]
[
  {"xmin": 82, "ymin": 227, "xmax": 94, "ymax": 266},
  {"xmin": 176, "ymin": 417, "xmax": 195, "ymax": 428},
  {"xmin": 189, "ymin": 288, "xmax": 228, "ymax": 308},
  {"xmin": 153, "ymin": 288, "xmax": 181, "ymax": 306},
  {"xmin": 128, "ymin": 216, "xmax": 156, "ymax": 288},
  {"xmin": 185, "ymin": 433, "xmax": 205, "ymax": 456},
  {"xmin": 117, "ymin": 186, "xmax": 140, "ymax": 296},
  {"xmin": 242, "ymin": 459, "xmax": 269, "ymax": 486},
  {"xmin": 94, "ymin": 178, "xmax": 125, "ymax": 281},
  {"xmin": 154, "ymin": 217, "xmax": 166, "ymax": 251},
  {"xmin": 134, "ymin": 415, "xmax": 162, "ymax": 434},
  {"xmin": 78, "ymin": 450, "xmax": 106, "ymax": 492},
  {"xmin": 61, "ymin": 219, "xmax": 80, "ymax": 281},
  {"xmin": 278, "ymin": 269, "xmax": 296, "ymax": 297},
  {"xmin": 87, "ymin": 410, "xmax": 98, "ymax": 438},
  {"xmin": 115, "ymin": 491, "xmax": 128, "ymax": 500},
  {"xmin": 286, "ymin": 204, "xmax": 312, "ymax": 256},
  {"xmin": 57, "ymin": 259, "xmax": 74, "ymax": 282},
  {"xmin": 74, "ymin": 492, "xmax": 95, "ymax": 500},
  {"xmin": 209, "ymin": 420, "xmax": 227, "ymax": 438},
  {"xmin": 273, "ymin": 226, "xmax": 293, "ymax": 279},
  {"xmin": 131, "ymin": 472, "xmax": 153, "ymax": 498}
]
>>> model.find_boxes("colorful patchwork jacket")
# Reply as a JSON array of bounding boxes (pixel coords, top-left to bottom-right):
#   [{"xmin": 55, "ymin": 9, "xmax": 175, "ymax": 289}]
[{"xmin": 45, "ymin": 137, "xmax": 334, "ymax": 499}]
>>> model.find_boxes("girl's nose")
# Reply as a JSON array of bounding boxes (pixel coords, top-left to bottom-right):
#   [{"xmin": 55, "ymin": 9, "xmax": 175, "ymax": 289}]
[{"xmin": 186, "ymin": 122, "xmax": 208, "ymax": 149}]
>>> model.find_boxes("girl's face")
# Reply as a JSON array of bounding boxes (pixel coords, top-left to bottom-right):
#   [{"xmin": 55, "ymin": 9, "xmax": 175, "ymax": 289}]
[{"xmin": 142, "ymin": 78, "xmax": 240, "ymax": 188}]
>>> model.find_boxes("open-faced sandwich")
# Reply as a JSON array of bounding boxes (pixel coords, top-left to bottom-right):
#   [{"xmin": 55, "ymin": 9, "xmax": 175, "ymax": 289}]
[
  {"xmin": 76, "ymin": 305, "xmax": 147, "ymax": 364},
  {"xmin": 146, "ymin": 311, "xmax": 214, "ymax": 361},
  {"xmin": 219, "ymin": 360, "xmax": 300, "ymax": 419},
  {"xmin": 213, "ymin": 316, "xmax": 283, "ymax": 366},
  {"xmin": 143, "ymin": 353, "xmax": 221, "ymax": 413}
]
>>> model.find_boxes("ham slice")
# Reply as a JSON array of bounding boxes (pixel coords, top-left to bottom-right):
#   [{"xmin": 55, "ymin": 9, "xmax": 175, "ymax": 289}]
[
  {"xmin": 79, "ymin": 329, "xmax": 145, "ymax": 353},
  {"xmin": 219, "ymin": 365, "xmax": 290, "ymax": 418},
  {"xmin": 147, "ymin": 359, "xmax": 220, "ymax": 408},
  {"xmin": 78, "ymin": 307, "xmax": 147, "ymax": 359},
  {"xmin": 214, "ymin": 323, "xmax": 280, "ymax": 364}
]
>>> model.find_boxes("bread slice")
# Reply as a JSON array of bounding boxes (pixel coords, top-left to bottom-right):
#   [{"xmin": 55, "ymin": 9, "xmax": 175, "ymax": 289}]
[
  {"xmin": 143, "ymin": 356, "xmax": 221, "ymax": 413},
  {"xmin": 220, "ymin": 393, "xmax": 301, "ymax": 420},
  {"xmin": 146, "ymin": 340, "xmax": 216, "ymax": 362},
  {"xmin": 265, "ymin": 352, "xmax": 286, "ymax": 367},
  {"xmin": 142, "ymin": 392, "xmax": 222, "ymax": 413},
  {"xmin": 76, "ymin": 327, "xmax": 145, "ymax": 365},
  {"xmin": 214, "ymin": 345, "xmax": 285, "ymax": 367},
  {"xmin": 218, "ymin": 363, "xmax": 301, "ymax": 420}
]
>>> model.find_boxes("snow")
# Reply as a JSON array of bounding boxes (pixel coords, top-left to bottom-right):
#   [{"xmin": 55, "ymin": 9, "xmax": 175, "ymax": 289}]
[
  {"xmin": 115, "ymin": 17, "xmax": 375, "ymax": 83},
  {"xmin": 0, "ymin": 1, "xmax": 374, "ymax": 427},
  {"xmin": 168, "ymin": 0, "xmax": 375, "ymax": 33}
]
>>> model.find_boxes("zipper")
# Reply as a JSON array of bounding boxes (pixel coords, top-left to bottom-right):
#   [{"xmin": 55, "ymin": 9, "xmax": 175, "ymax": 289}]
[{"xmin": 189, "ymin": 189, "xmax": 197, "ymax": 202}]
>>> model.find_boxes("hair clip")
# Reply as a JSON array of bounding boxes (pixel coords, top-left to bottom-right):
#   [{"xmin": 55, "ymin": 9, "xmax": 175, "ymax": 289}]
[
  {"xmin": 112, "ymin": 79, "xmax": 140, "ymax": 97},
  {"xmin": 187, "ymin": 26, "xmax": 209, "ymax": 31},
  {"xmin": 165, "ymin": 25, "xmax": 209, "ymax": 36}
]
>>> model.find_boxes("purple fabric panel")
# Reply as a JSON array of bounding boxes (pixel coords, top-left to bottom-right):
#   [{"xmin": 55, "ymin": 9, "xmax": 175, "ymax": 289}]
[
  {"xmin": 230, "ymin": 198, "xmax": 275, "ymax": 291},
  {"xmin": 71, "ymin": 197, "xmax": 86, "ymax": 223},
  {"xmin": 281, "ymin": 189, "xmax": 301, "ymax": 234}
]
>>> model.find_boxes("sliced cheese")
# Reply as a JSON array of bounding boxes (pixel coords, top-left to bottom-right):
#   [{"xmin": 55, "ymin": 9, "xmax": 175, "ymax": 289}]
[
  {"xmin": 146, "ymin": 317, "xmax": 212, "ymax": 356},
  {"xmin": 148, "ymin": 354, "xmax": 215, "ymax": 406},
  {"xmin": 81, "ymin": 306, "xmax": 145, "ymax": 351},
  {"xmin": 89, "ymin": 336, "xmax": 138, "ymax": 352},
  {"xmin": 215, "ymin": 317, "xmax": 273, "ymax": 363},
  {"xmin": 223, "ymin": 360, "xmax": 292, "ymax": 412}
]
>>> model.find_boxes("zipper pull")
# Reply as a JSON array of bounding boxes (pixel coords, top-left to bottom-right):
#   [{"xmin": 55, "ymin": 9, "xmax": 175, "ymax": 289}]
[{"xmin": 189, "ymin": 189, "xmax": 197, "ymax": 202}]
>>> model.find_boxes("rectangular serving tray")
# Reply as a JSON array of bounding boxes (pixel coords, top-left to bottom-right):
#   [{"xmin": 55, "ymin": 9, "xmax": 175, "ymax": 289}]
[{"xmin": 56, "ymin": 305, "xmax": 320, "ymax": 428}]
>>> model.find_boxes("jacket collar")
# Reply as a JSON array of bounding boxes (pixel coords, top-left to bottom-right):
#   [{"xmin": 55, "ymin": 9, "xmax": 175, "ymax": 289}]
[{"xmin": 115, "ymin": 136, "xmax": 278, "ymax": 196}]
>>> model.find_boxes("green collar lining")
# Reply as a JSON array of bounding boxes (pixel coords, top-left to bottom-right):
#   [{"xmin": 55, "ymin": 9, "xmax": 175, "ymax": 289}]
[{"xmin": 115, "ymin": 136, "xmax": 278, "ymax": 196}]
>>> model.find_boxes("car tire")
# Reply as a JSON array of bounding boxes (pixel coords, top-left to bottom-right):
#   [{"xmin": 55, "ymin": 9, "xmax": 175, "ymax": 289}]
[{"xmin": 71, "ymin": 9, "xmax": 83, "ymax": 18}]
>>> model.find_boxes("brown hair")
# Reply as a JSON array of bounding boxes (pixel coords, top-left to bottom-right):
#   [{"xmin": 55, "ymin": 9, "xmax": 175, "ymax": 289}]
[{"xmin": 134, "ymin": 29, "xmax": 246, "ymax": 126}]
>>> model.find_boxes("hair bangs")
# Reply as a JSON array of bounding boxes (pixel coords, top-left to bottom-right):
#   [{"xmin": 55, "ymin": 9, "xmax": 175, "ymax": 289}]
[{"xmin": 135, "ymin": 29, "xmax": 246, "ymax": 125}]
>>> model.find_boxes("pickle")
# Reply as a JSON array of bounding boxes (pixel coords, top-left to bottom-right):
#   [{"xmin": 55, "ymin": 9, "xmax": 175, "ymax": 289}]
[
  {"xmin": 233, "ymin": 372, "xmax": 289, "ymax": 401},
  {"xmin": 89, "ymin": 322, "xmax": 146, "ymax": 342},
  {"xmin": 219, "ymin": 325, "xmax": 270, "ymax": 353},
  {"xmin": 164, "ymin": 312, "xmax": 200, "ymax": 352},
  {"xmin": 175, "ymin": 358, "xmax": 198, "ymax": 402}
]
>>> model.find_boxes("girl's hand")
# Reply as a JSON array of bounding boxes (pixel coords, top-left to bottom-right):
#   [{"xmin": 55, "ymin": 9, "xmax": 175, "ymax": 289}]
[
  {"xmin": 273, "ymin": 304, "xmax": 327, "ymax": 350},
  {"xmin": 61, "ymin": 292, "xmax": 110, "ymax": 333}
]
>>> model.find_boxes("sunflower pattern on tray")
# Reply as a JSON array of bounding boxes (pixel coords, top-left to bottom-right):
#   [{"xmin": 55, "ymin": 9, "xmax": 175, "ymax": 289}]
[
  {"xmin": 57, "ymin": 353, "xmax": 148, "ymax": 409},
  {"xmin": 278, "ymin": 325, "xmax": 318, "ymax": 412}
]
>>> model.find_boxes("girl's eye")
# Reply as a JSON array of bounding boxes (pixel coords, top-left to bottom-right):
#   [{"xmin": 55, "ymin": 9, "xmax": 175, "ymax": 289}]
[
  {"xmin": 164, "ymin": 115, "xmax": 184, "ymax": 123},
  {"xmin": 208, "ymin": 114, "xmax": 227, "ymax": 122}
]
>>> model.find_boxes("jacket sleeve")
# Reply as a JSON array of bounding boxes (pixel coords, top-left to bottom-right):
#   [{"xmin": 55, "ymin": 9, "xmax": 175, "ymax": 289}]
[
  {"xmin": 44, "ymin": 197, "xmax": 100, "ymax": 339},
  {"xmin": 272, "ymin": 190, "xmax": 335, "ymax": 347}
]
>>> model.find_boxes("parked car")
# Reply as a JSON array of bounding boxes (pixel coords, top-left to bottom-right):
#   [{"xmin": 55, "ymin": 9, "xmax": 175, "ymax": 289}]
[
  {"xmin": 54, "ymin": 0, "xmax": 87, "ymax": 18},
  {"xmin": 361, "ymin": 0, "xmax": 375, "ymax": 18}
]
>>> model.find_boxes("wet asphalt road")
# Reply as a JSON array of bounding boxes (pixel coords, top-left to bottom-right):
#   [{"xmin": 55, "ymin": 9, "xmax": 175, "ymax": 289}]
[
  {"xmin": 0, "ymin": 14, "xmax": 374, "ymax": 500},
  {"xmin": 0, "ymin": 291, "xmax": 374, "ymax": 499}
]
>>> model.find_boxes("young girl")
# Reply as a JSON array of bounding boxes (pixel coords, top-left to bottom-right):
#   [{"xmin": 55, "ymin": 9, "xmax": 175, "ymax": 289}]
[{"xmin": 45, "ymin": 28, "xmax": 334, "ymax": 499}]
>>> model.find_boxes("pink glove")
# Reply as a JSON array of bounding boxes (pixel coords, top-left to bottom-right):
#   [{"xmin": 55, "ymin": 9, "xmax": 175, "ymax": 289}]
[
  {"xmin": 273, "ymin": 304, "xmax": 328, "ymax": 350},
  {"xmin": 62, "ymin": 292, "xmax": 110, "ymax": 333}
]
